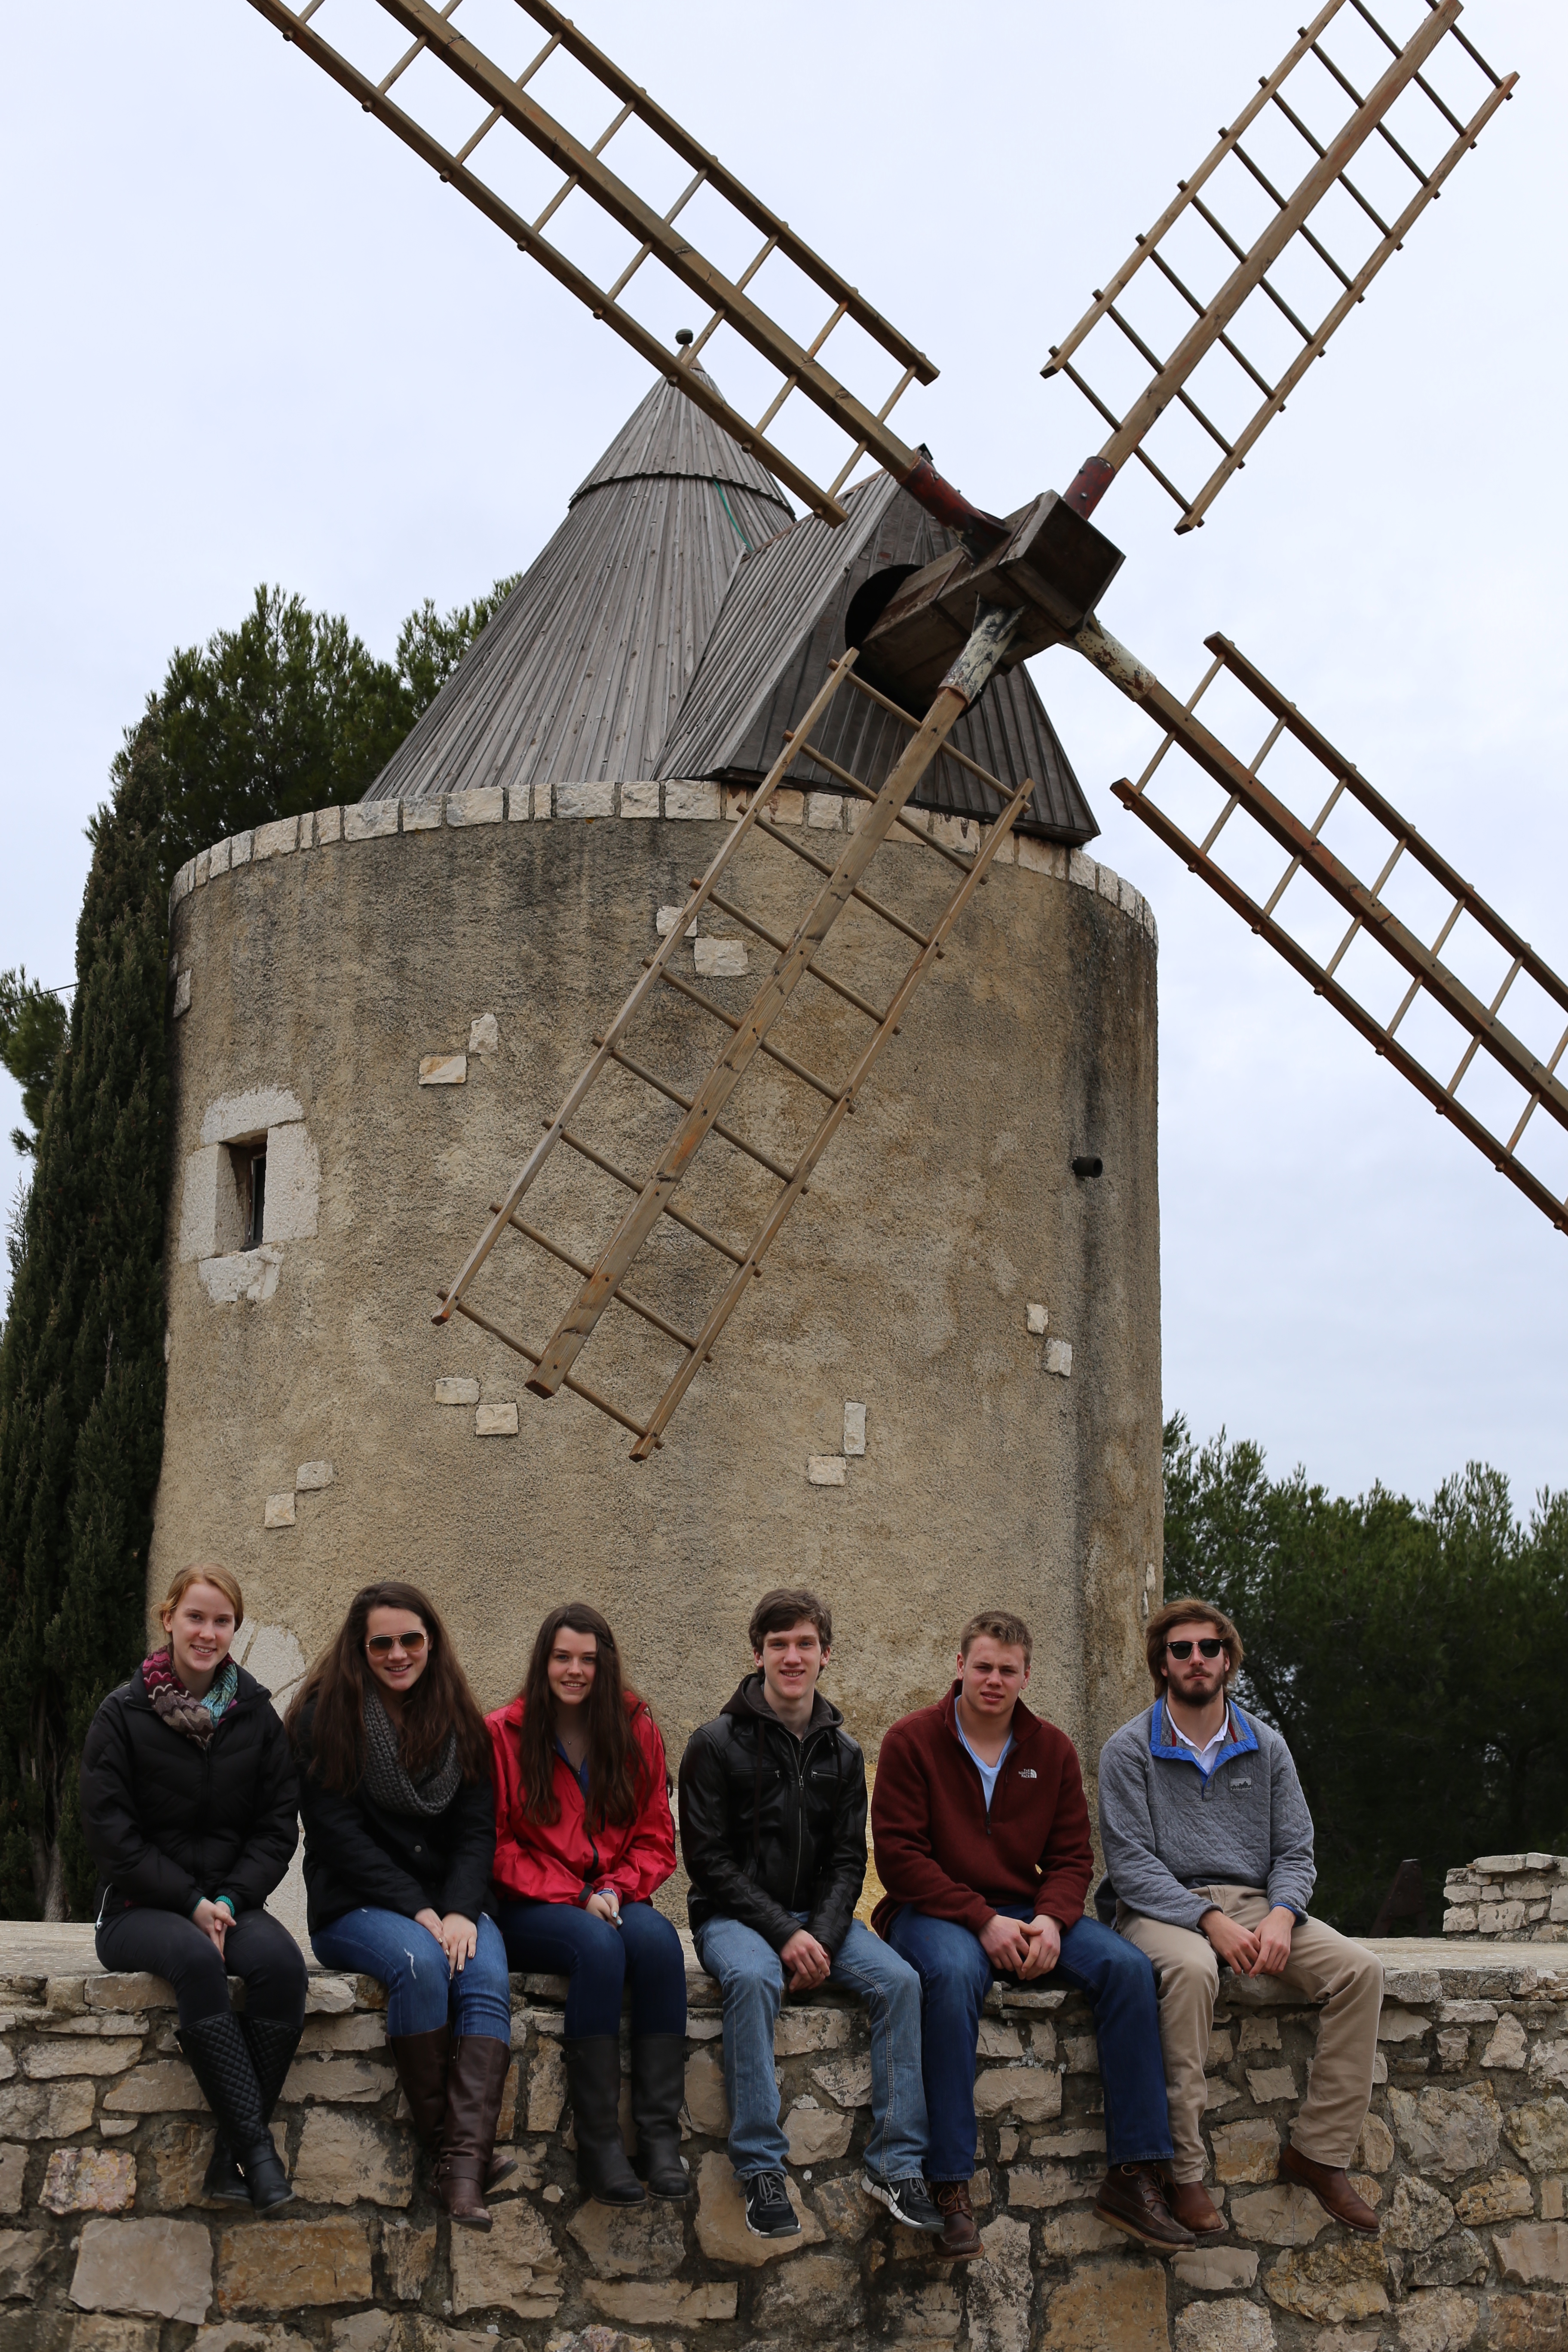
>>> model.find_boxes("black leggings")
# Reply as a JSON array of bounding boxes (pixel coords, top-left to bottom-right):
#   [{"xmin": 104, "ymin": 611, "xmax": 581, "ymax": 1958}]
[{"xmin": 95, "ymin": 1905, "xmax": 308, "ymax": 2031}]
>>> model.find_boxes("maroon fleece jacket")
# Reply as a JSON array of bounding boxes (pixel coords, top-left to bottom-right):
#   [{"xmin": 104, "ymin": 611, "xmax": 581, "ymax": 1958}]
[{"xmin": 870, "ymin": 1683, "xmax": 1093, "ymax": 1938}]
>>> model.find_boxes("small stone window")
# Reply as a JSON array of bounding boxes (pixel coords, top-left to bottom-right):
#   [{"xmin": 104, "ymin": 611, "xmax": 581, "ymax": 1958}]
[{"xmin": 226, "ymin": 1139, "xmax": 267, "ymax": 1250}]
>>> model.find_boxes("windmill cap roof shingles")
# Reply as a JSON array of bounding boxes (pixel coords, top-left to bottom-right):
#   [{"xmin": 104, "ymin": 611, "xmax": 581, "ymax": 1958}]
[{"xmin": 364, "ymin": 363, "xmax": 1096, "ymax": 844}]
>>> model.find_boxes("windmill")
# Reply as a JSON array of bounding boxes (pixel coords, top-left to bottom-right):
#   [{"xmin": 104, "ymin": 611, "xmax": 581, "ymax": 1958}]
[{"xmin": 242, "ymin": 0, "xmax": 1563, "ymax": 1459}]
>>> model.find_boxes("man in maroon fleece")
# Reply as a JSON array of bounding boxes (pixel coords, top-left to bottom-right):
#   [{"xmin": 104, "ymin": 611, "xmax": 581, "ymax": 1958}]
[{"xmin": 873, "ymin": 1609, "xmax": 1190, "ymax": 2258}]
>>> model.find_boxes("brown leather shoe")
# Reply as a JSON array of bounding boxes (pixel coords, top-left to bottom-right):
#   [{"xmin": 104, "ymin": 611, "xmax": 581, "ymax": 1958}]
[
  {"xmin": 1163, "ymin": 2176, "xmax": 1226, "ymax": 2235},
  {"xmin": 931, "ymin": 2179, "xmax": 985, "ymax": 2260},
  {"xmin": 1279, "ymin": 2142, "xmax": 1380, "ymax": 2235},
  {"xmin": 1094, "ymin": 2163, "xmax": 1197, "ymax": 2252}
]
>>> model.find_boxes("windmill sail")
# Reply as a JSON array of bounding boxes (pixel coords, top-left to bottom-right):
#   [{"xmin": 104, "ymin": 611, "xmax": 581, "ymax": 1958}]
[
  {"xmin": 244, "ymin": 0, "xmax": 946, "ymax": 525},
  {"xmin": 1072, "ymin": 619, "xmax": 1568, "ymax": 1236},
  {"xmin": 1044, "ymin": 0, "xmax": 1514, "ymax": 530}
]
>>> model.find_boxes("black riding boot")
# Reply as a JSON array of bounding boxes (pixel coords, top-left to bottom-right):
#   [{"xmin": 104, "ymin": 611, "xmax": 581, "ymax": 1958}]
[
  {"xmin": 201, "ymin": 2011, "xmax": 302, "ymax": 2206},
  {"xmin": 181, "ymin": 2011, "xmax": 293, "ymax": 2215},
  {"xmin": 564, "ymin": 2036, "xmax": 644, "ymax": 2206},
  {"xmin": 630, "ymin": 2035, "xmax": 691, "ymax": 2199}
]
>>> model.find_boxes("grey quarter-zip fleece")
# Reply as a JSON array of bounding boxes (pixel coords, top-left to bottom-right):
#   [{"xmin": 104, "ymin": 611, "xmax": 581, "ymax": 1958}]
[{"xmin": 1097, "ymin": 1694, "xmax": 1317, "ymax": 1931}]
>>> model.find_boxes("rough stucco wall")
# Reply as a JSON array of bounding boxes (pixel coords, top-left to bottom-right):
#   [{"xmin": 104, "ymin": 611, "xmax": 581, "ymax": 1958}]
[{"xmin": 154, "ymin": 811, "xmax": 1160, "ymax": 1823}]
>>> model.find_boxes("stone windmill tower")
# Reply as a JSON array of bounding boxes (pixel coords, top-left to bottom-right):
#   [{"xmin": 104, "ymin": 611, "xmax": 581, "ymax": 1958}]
[{"xmin": 157, "ymin": 358, "xmax": 1159, "ymax": 1796}]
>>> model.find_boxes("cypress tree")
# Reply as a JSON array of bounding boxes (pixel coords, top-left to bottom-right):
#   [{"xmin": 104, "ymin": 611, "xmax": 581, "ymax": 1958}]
[{"xmin": 0, "ymin": 719, "xmax": 170, "ymax": 1916}]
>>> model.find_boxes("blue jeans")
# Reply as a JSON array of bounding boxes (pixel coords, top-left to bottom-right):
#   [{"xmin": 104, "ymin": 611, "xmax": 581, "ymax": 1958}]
[
  {"xmin": 885, "ymin": 1904, "xmax": 1173, "ymax": 2180},
  {"xmin": 496, "ymin": 1899, "xmax": 687, "ymax": 2039},
  {"xmin": 695, "ymin": 1911, "xmax": 928, "ymax": 2182},
  {"xmin": 311, "ymin": 1908, "xmax": 512, "ymax": 2040}
]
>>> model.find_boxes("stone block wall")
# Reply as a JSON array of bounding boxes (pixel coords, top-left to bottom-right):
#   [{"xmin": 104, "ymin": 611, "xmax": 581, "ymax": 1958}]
[
  {"xmin": 1444, "ymin": 1858, "xmax": 1568, "ymax": 1946},
  {"xmin": 5, "ymin": 1941, "xmax": 1568, "ymax": 2352}
]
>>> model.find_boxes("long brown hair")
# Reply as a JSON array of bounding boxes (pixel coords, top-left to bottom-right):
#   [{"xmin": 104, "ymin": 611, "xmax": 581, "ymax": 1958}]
[
  {"xmin": 286, "ymin": 1581, "xmax": 490, "ymax": 1793},
  {"xmin": 514, "ymin": 1603, "xmax": 650, "ymax": 1830}
]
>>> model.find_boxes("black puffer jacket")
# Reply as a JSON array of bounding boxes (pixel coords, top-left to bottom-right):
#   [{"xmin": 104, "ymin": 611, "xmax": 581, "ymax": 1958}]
[
  {"xmin": 292, "ymin": 1694, "xmax": 495, "ymax": 1936},
  {"xmin": 679, "ymin": 1675, "xmax": 866, "ymax": 1952},
  {"xmin": 80, "ymin": 1663, "xmax": 299, "ymax": 1920}
]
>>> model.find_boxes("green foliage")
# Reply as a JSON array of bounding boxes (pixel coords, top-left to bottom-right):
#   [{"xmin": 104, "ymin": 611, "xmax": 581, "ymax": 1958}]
[
  {"xmin": 154, "ymin": 576, "xmax": 520, "ymax": 884},
  {"xmin": 1163, "ymin": 1412, "xmax": 1568, "ymax": 1932},
  {"xmin": 0, "ymin": 971, "xmax": 69, "ymax": 1155},
  {"xmin": 0, "ymin": 573, "xmax": 516, "ymax": 1914},
  {"xmin": 0, "ymin": 725, "xmax": 169, "ymax": 1916}
]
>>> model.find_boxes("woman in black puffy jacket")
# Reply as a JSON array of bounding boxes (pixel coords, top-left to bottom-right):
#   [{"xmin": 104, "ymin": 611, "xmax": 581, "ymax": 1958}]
[{"xmin": 80, "ymin": 1565, "xmax": 305, "ymax": 2214}]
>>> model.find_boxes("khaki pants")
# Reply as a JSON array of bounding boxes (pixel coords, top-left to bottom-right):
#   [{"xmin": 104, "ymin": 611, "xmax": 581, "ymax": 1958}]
[{"xmin": 1118, "ymin": 1886, "xmax": 1383, "ymax": 2181}]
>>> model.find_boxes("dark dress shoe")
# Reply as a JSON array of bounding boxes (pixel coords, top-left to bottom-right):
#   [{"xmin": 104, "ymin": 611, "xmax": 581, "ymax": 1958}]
[
  {"xmin": 1093, "ymin": 2163, "xmax": 1197, "ymax": 2251},
  {"xmin": 1279, "ymin": 2143, "xmax": 1380, "ymax": 2234},
  {"xmin": 930, "ymin": 2179, "xmax": 985, "ymax": 2260},
  {"xmin": 1164, "ymin": 2176, "xmax": 1226, "ymax": 2235}
]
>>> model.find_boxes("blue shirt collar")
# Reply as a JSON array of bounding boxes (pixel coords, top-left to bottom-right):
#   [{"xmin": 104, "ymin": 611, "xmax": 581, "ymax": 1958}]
[{"xmin": 1148, "ymin": 1695, "xmax": 1258, "ymax": 1776}]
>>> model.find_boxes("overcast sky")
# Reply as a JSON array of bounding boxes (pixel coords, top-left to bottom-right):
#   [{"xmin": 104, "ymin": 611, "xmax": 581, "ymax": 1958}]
[{"xmin": 3, "ymin": 0, "xmax": 1563, "ymax": 1513}]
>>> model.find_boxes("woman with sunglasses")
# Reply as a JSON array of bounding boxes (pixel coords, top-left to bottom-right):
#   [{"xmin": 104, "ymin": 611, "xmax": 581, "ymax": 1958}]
[
  {"xmin": 81, "ymin": 1565, "xmax": 306, "ymax": 2214},
  {"xmin": 489, "ymin": 1603, "xmax": 686, "ymax": 2206},
  {"xmin": 287, "ymin": 1581, "xmax": 511, "ymax": 2230}
]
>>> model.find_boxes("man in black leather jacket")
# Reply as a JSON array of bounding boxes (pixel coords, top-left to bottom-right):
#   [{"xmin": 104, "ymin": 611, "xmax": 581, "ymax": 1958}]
[{"xmin": 679, "ymin": 1586, "xmax": 942, "ymax": 2243}]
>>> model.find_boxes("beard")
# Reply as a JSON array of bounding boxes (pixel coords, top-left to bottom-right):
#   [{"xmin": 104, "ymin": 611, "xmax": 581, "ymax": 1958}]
[{"xmin": 1171, "ymin": 1666, "xmax": 1227, "ymax": 1702}]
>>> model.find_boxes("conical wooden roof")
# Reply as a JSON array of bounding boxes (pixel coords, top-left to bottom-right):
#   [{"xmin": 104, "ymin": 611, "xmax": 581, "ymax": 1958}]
[
  {"xmin": 365, "ymin": 369, "xmax": 1095, "ymax": 843},
  {"xmin": 366, "ymin": 369, "xmax": 793, "ymax": 802}
]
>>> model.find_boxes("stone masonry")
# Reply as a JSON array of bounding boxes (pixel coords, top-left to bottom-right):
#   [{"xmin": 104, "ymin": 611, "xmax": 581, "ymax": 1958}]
[
  {"xmin": 5, "ymin": 1928, "xmax": 1568, "ymax": 2352},
  {"xmin": 1444, "ymin": 1857, "xmax": 1568, "ymax": 1946}
]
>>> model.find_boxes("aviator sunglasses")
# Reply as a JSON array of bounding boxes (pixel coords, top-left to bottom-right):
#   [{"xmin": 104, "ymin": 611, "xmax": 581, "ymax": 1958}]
[
  {"xmin": 1166, "ymin": 1637, "xmax": 1225, "ymax": 1660},
  {"xmin": 366, "ymin": 1631, "xmax": 428, "ymax": 1657}
]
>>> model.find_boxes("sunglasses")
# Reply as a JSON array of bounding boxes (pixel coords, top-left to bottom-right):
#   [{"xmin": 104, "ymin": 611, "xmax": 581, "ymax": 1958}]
[
  {"xmin": 367, "ymin": 1632, "xmax": 428, "ymax": 1658},
  {"xmin": 1166, "ymin": 1638, "xmax": 1225, "ymax": 1660}
]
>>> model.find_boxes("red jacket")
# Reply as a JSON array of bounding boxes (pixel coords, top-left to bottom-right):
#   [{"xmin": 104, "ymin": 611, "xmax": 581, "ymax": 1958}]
[
  {"xmin": 870, "ymin": 1683, "xmax": 1093, "ymax": 1938},
  {"xmin": 487, "ymin": 1693, "xmax": 676, "ymax": 1907}
]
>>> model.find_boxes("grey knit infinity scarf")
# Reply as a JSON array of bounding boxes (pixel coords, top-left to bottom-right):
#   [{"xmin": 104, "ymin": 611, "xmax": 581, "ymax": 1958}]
[{"xmin": 361, "ymin": 1682, "xmax": 462, "ymax": 1818}]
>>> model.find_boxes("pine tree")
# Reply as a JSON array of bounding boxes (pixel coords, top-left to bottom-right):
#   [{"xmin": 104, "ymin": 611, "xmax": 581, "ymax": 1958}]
[{"xmin": 0, "ymin": 720, "xmax": 169, "ymax": 1915}]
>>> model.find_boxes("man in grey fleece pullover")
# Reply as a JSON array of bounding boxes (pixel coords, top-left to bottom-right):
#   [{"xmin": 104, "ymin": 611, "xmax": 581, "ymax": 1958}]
[{"xmin": 1097, "ymin": 1596, "xmax": 1382, "ymax": 2240}]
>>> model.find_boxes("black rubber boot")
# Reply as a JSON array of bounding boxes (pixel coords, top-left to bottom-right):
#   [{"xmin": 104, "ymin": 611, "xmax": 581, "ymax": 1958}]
[
  {"xmin": 564, "ymin": 2036, "xmax": 644, "ymax": 2206},
  {"xmin": 180, "ymin": 2011, "xmax": 293, "ymax": 2215},
  {"xmin": 630, "ymin": 2035, "xmax": 691, "ymax": 2199},
  {"xmin": 202, "ymin": 2011, "xmax": 304, "ymax": 2206}
]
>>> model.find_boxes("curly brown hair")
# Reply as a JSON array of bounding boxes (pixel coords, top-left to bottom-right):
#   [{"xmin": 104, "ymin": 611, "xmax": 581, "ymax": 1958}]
[
  {"xmin": 510, "ymin": 1603, "xmax": 652, "ymax": 1831},
  {"xmin": 285, "ymin": 1581, "xmax": 490, "ymax": 1793}
]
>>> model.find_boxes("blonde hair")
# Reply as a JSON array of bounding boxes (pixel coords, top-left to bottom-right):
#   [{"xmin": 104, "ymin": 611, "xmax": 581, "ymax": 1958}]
[{"xmin": 159, "ymin": 1564, "xmax": 245, "ymax": 1632}]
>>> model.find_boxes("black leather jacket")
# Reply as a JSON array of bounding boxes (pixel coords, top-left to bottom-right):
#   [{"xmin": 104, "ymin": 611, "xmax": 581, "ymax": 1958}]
[{"xmin": 678, "ymin": 1675, "xmax": 866, "ymax": 1953}]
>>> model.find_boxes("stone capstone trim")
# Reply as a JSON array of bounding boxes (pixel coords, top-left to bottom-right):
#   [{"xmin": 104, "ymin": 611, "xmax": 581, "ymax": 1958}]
[
  {"xmin": 168, "ymin": 790, "xmax": 1158, "ymax": 952},
  {"xmin": 5, "ymin": 1931, "xmax": 1567, "ymax": 2350}
]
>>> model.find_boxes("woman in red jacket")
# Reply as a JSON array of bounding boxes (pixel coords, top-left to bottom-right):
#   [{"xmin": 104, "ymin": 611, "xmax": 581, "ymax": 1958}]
[{"xmin": 490, "ymin": 1602, "xmax": 686, "ymax": 2208}]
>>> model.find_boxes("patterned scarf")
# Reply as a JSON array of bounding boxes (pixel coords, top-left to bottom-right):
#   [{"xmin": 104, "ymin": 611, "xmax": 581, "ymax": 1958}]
[
  {"xmin": 361, "ymin": 1681, "xmax": 462, "ymax": 1818},
  {"xmin": 142, "ymin": 1649, "xmax": 239, "ymax": 1745}
]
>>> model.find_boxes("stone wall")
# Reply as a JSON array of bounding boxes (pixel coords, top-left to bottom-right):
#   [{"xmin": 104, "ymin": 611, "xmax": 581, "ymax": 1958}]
[
  {"xmin": 1444, "ymin": 1860, "xmax": 1568, "ymax": 1947},
  {"xmin": 6, "ymin": 1931, "xmax": 1568, "ymax": 2352}
]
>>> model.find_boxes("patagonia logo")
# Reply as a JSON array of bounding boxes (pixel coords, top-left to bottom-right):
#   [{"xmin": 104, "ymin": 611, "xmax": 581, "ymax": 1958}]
[
  {"xmin": 1017, "ymin": 1768, "xmax": 1038, "ymax": 1779},
  {"xmin": 1231, "ymin": 1777, "xmax": 1252, "ymax": 1789}
]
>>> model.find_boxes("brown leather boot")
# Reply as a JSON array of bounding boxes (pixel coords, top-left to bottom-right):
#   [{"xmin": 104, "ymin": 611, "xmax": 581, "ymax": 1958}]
[
  {"xmin": 391, "ymin": 2025, "xmax": 514, "ymax": 2193},
  {"xmin": 1163, "ymin": 2175, "xmax": 1226, "ymax": 2235},
  {"xmin": 390, "ymin": 2024, "xmax": 450, "ymax": 2150},
  {"xmin": 930, "ymin": 2179, "xmax": 984, "ymax": 2260},
  {"xmin": 435, "ymin": 2036, "xmax": 512, "ymax": 2231},
  {"xmin": 1279, "ymin": 2143, "xmax": 1380, "ymax": 2235},
  {"xmin": 1093, "ymin": 2163, "xmax": 1197, "ymax": 2251}
]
